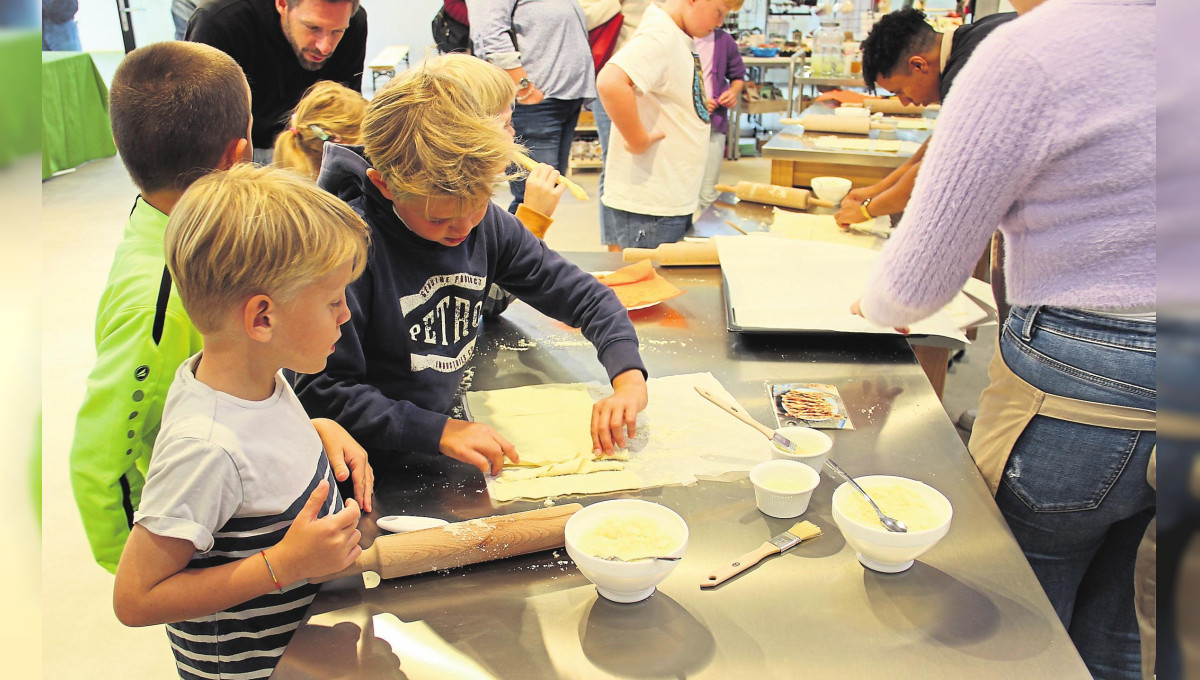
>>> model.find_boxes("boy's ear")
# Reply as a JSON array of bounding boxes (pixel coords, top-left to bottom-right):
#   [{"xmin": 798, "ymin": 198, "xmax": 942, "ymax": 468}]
[
  {"xmin": 243, "ymin": 294, "xmax": 275, "ymax": 343},
  {"xmin": 366, "ymin": 169, "xmax": 395, "ymax": 200},
  {"xmin": 908, "ymin": 55, "xmax": 931, "ymax": 74},
  {"xmin": 218, "ymin": 137, "xmax": 253, "ymax": 170}
]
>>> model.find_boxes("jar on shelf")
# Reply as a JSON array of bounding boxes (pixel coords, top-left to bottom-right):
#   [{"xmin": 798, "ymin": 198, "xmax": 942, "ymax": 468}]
[{"xmin": 812, "ymin": 21, "xmax": 844, "ymax": 77}]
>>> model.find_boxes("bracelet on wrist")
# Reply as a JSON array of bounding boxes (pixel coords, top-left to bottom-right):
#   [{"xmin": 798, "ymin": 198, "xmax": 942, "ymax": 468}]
[
  {"xmin": 261, "ymin": 550, "xmax": 283, "ymax": 591},
  {"xmin": 860, "ymin": 198, "xmax": 874, "ymax": 220}
]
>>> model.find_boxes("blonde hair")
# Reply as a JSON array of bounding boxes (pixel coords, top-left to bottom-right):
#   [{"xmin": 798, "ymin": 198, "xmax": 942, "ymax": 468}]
[
  {"xmin": 273, "ymin": 80, "xmax": 367, "ymax": 180},
  {"xmin": 362, "ymin": 67, "xmax": 522, "ymax": 208},
  {"xmin": 422, "ymin": 53, "xmax": 516, "ymax": 118},
  {"xmin": 165, "ymin": 164, "xmax": 371, "ymax": 333}
]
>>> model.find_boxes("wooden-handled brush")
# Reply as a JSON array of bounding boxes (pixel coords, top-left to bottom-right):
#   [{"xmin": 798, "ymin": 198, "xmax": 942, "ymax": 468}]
[
  {"xmin": 700, "ymin": 520, "xmax": 822, "ymax": 588},
  {"xmin": 513, "ymin": 154, "xmax": 589, "ymax": 201}
]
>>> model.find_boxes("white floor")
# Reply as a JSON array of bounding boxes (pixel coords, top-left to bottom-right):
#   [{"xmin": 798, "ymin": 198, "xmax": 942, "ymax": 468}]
[{"xmin": 40, "ymin": 144, "xmax": 993, "ymax": 679}]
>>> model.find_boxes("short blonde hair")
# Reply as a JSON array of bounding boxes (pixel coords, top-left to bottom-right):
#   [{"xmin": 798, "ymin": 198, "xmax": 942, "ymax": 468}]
[
  {"xmin": 362, "ymin": 67, "xmax": 521, "ymax": 207},
  {"xmin": 273, "ymin": 80, "xmax": 368, "ymax": 180},
  {"xmin": 166, "ymin": 164, "xmax": 371, "ymax": 333},
  {"xmin": 422, "ymin": 53, "xmax": 516, "ymax": 118}
]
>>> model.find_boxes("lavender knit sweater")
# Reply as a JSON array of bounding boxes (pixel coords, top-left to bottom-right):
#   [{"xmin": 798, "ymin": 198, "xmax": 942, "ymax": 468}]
[{"xmin": 860, "ymin": 0, "xmax": 1155, "ymax": 328}]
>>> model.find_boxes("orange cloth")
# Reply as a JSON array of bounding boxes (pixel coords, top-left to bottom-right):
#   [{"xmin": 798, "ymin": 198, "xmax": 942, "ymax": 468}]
[
  {"xmin": 814, "ymin": 90, "xmax": 869, "ymax": 105},
  {"xmin": 596, "ymin": 260, "xmax": 684, "ymax": 309}
]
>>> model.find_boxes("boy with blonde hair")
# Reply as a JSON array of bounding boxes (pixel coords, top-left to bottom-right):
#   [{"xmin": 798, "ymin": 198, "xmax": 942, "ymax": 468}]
[
  {"xmin": 113, "ymin": 164, "xmax": 372, "ymax": 679},
  {"xmin": 297, "ymin": 68, "xmax": 649, "ymax": 476},
  {"xmin": 597, "ymin": 0, "xmax": 742, "ymax": 248}
]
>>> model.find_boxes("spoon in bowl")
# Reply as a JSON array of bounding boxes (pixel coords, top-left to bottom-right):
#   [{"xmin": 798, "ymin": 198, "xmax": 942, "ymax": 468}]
[
  {"xmin": 823, "ymin": 458, "xmax": 908, "ymax": 533},
  {"xmin": 596, "ymin": 555, "xmax": 682, "ymax": 563}
]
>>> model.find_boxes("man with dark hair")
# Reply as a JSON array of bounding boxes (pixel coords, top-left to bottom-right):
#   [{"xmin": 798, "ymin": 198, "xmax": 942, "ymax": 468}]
[
  {"xmin": 187, "ymin": 0, "xmax": 368, "ymax": 161},
  {"xmin": 834, "ymin": 8, "xmax": 1014, "ymax": 228}
]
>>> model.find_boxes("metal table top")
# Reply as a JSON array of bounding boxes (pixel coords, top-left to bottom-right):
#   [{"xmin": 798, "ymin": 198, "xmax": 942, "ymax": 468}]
[
  {"xmin": 272, "ymin": 253, "xmax": 1088, "ymax": 680},
  {"xmin": 761, "ymin": 101, "xmax": 933, "ymax": 169}
]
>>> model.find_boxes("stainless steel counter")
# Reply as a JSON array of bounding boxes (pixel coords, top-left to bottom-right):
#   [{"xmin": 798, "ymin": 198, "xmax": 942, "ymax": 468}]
[{"xmin": 272, "ymin": 253, "xmax": 1088, "ymax": 680}]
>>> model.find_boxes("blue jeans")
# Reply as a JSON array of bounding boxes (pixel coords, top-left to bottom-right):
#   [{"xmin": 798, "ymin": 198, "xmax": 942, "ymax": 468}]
[
  {"xmin": 589, "ymin": 97, "xmax": 618, "ymax": 245},
  {"xmin": 995, "ymin": 306, "xmax": 1156, "ymax": 680},
  {"xmin": 608, "ymin": 208, "xmax": 692, "ymax": 249},
  {"xmin": 509, "ymin": 98, "xmax": 584, "ymax": 213},
  {"xmin": 41, "ymin": 20, "xmax": 81, "ymax": 51}
]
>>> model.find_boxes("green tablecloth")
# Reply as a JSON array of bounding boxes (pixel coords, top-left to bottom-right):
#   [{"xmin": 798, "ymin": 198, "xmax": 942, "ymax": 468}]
[
  {"xmin": 41, "ymin": 50, "xmax": 117, "ymax": 179},
  {"xmin": 0, "ymin": 30, "xmax": 41, "ymax": 168}
]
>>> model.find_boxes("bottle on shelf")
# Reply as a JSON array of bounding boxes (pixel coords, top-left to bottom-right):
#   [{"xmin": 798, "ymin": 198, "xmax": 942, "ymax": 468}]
[{"xmin": 812, "ymin": 21, "xmax": 844, "ymax": 77}]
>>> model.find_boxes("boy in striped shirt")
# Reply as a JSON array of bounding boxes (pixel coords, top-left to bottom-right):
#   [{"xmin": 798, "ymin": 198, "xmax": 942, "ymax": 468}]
[{"xmin": 113, "ymin": 164, "xmax": 372, "ymax": 679}]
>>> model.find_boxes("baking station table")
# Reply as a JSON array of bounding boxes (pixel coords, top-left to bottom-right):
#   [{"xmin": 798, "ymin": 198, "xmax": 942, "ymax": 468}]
[
  {"xmin": 272, "ymin": 253, "xmax": 1088, "ymax": 680},
  {"xmin": 761, "ymin": 101, "xmax": 931, "ymax": 190}
]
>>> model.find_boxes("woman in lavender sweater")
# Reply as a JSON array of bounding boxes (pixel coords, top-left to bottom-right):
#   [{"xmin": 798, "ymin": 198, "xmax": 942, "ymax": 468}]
[{"xmin": 855, "ymin": 2, "xmax": 1154, "ymax": 678}]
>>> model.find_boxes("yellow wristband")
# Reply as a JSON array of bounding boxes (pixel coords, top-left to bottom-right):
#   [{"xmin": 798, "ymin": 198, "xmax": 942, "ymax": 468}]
[{"xmin": 860, "ymin": 203, "xmax": 873, "ymax": 220}]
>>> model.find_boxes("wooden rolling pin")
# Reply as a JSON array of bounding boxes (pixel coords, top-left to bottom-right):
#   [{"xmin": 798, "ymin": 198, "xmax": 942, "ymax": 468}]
[
  {"xmin": 778, "ymin": 115, "xmax": 896, "ymax": 135},
  {"xmin": 512, "ymin": 154, "xmax": 589, "ymax": 201},
  {"xmin": 715, "ymin": 180, "xmax": 834, "ymax": 210},
  {"xmin": 623, "ymin": 240, "xmax": 719, "ymax": 266},
  {"xmin": 312, "ymin": 503, "xmax": 582, "ymax": 583},
  {"xmin": 863, "ymin": 98, "xmax": 927, "ymax": 115}
]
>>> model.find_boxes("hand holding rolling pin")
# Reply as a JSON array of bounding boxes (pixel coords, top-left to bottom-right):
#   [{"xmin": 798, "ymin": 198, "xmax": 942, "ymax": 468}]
[
  {"xmin": 591, "ymin": 369, "xmax": 648, "ymax": 456},
  {"xmin": 269, "ymin": 480, "xmax": 363, "ymax": 585}
]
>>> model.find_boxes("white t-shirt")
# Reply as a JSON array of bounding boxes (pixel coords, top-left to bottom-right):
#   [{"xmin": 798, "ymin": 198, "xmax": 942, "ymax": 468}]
[
  {"xmin": 135, "ymin": 354, "xmax": 344, "ymax": 679},
  {"xmin": 601, "ymin": 2, "xmax": 710, "ymax": 217}
]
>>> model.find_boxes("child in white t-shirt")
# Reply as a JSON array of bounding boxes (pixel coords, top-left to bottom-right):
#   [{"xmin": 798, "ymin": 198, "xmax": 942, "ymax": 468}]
[
  {"xmin": 113, "ymin": 164, "xmax": 373, "ymax": 679},
  {"xmin": 596, "ymin": 0, "xmax": 743, "ymax": 248}
]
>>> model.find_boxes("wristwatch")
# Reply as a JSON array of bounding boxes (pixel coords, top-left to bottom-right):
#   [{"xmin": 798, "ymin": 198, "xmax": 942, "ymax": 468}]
[
  {"xmin": 860, "ymin": 197, "xmax": 874, "ymax": 220},
  {"xmin": 517, "ymin": 76, "xmax": 532, "ymax": 93}
]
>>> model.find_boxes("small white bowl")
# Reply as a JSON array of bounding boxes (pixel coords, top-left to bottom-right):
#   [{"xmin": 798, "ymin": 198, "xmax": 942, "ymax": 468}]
[
  {"xmin": 832, "ymin": 475, "xmax": 953, "ymax": 573},
  {"xmin": 768, "ymin": 426, "xmax": 833, "ymax": 472},
  {"xmin": 565, "ymin": 499, "xmax": 688, "ymax": 603},
  {"xmin": 750, "ymin": 459, "xmax": 821, "ymax": 518},
  {"xmin": 811, "ymin": 176, "xmax": 853, "ymax": 204}
]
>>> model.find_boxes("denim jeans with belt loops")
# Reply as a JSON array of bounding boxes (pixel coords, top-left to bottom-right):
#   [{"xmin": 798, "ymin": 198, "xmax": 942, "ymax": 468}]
[{"xmin": 994, "ymin": 305, "xmax": 1155, "ymax": 680}]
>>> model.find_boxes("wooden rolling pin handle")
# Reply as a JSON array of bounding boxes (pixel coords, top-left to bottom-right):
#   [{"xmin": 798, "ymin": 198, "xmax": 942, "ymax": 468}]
[
  {"xmin": 808, "ymin": 197, "xmax": 836, "ymax": 209},
  {"xmin": 700, "ymin": 542, "xmax": 779, "ymax": 588},
  {"xmin": 313, "ymin": 503, "xmax": 582, "ymax": 584},
  {"xmin": 714, "ymin": 184, "xmax": 738, "ymax": 194},
  {"xmin": 622, "ymin": 241, "xmax": 719, "ymax": 266}
]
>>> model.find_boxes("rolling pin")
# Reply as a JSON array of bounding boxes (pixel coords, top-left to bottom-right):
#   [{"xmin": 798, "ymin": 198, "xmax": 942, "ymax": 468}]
[
  {"xmin": 778, "ymin": 115, "xmax": 896, "ymax": 135},
  {"xmin": 312, "ymin": 503, "xmax": 582, "ymax": 583},
  {"xmin": 512, "ymin": 154, "xmax": 589, "ymax": 201},
  {"xmin": 863, "ymin": 98, "xmax": 927, "ymax": 115},
  {"xmin": 715, "ymin": 180, "xmax": 835, "ymax": 210},
  {"xmin": 623, "ymin": 240, "xmax": 719, "ymax": 266}
]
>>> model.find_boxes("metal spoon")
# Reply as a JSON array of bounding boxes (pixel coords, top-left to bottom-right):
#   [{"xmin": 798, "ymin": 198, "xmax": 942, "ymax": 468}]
[
  {"xmin": 824, "ymin": 458, "xmax": 908, "ymax": 533},
  {"xmin": 596, "ymin": 555, "xmax": 683, "ymax": 563}
]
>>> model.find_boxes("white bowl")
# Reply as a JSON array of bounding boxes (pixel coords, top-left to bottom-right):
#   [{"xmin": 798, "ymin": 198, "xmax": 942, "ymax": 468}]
[
  {"xmin": 811, "ymin": 176, "xmax": 853, "ymax": 204},
  {"xmin": 769, "ymin": 426, "xmax": 833, "ymax": 472},
  {"xmin": 832, "ymin": 475, "xmax": 953, "ymax": 573},
  {"xmin": 749, "ymin": 459, "xmax": 821, "ymax": 518},
  {"xmin": 565, "ymin": 499, "xmax": 688, "ymax": 603}
]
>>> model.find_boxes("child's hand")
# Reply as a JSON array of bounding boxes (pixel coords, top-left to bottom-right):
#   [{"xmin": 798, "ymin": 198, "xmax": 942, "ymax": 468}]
[
  {"xmin": 273, "ymin": 480, "xmax": 362, "ymax": 584},
  {"xmin": 591, "ymin": 369, "xmax": 648, "ymax": 456},
  {"xmin": 439, "ymin": 418, "xmax": 519, "ymax": 476},
  {"xmin": 623, "ymin": 128, "xmax": 666, "ymax": 155},
  {"xmin": 312, "ymin": 418, "xmax": 374, "ymax": 513},
  {"xmin": 705, "ymin": 97, "xmax": 717, "ymax": 113},
  {"xmin": 522, "ymin": 162, "xmax": 566, "ymax": 218}
]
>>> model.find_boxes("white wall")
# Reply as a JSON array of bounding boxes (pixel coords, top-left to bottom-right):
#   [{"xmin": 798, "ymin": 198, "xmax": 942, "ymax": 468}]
[{"xmin": 77, "ymin": 0, "xmax": 445, "ymax": 74}]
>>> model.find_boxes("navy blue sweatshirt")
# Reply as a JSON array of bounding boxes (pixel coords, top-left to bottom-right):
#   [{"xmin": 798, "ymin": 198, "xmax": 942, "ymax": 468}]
[{"xmin": 294, "ymin": 144, "xmax": 646, "ymax": 457}]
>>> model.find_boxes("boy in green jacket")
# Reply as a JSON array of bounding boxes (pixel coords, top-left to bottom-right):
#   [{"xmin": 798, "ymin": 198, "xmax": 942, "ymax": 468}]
[{"xmin": 69, "ymin": 41, "xmax": 373, "ymax": 573}]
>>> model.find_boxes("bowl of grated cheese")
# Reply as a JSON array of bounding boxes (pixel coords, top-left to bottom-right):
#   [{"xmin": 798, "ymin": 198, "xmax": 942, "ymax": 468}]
[
  {"xmin": 832, "ymin": 475, "xmax": 952, "ymax": 573},
  {"xmin": 566, "ymin": 499, "xmax": 689, "ymax": 603}
]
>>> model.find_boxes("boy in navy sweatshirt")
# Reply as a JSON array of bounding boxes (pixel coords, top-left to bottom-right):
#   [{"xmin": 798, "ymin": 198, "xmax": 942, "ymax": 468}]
[{"xmin": 295, "ymin": 68, "xmax": 648, "ymax": 476}]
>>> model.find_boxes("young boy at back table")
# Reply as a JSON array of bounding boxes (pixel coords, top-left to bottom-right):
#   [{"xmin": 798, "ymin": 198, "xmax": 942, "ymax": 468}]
[
  {"xmin": 597, "ymin": 0, "xmax": 743, "ymax": 249},
  {"xmin": 113, "ymin": 164, "xmax": 372, "ymax": 679},
  {"xmin": 69, "ymin": 41, "xmax": 372, "ymax": 575},
  {"xmin": 294, "ymin": 68, "xmax": 649, "ymax": 476}
]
